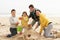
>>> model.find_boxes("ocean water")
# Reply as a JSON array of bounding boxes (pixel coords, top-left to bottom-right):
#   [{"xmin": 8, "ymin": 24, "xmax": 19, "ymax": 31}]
[
  {"xmin": 0, "ymin": 13, "xmax": 22, "ymax": 17},
  {"xmin": 0, "ymin": 15, "xmax": 20, "ymax": 17},
  {"xmin": 0, "ymin": 13, "xmax": 60, "ymax": 17}
]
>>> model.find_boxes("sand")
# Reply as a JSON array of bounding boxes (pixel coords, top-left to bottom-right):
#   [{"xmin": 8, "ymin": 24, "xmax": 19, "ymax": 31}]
[{"xmin": 0, "ymin": 17, "xmax": 60, "ymax": 40}]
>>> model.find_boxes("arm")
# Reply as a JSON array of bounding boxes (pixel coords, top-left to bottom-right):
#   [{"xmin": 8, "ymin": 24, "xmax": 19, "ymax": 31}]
[
  {"xmin": 40, "ymin": 25, "xmax": 44, "ymax": 34},
  {"xmin": 39, "ymin": 14, "xmax": 48, "ymax": 34},
  {"xmin": 19, "ymin": 17, "xmax": 23, "ymax": 20},
  {"xmin": 40, "ymin": 22, "xmax": 47, "ymax": 35}
]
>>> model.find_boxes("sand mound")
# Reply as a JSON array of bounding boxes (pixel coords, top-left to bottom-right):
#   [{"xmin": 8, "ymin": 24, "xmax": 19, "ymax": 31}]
[{"xmin": 0, "ymin": 29, "xmax": 54, "ymax": 40}]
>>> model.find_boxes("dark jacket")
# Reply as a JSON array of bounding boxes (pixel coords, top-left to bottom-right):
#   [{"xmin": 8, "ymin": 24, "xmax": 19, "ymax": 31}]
[{"xmin": 29, "ymin": 9, "xmax": 40, "ymax": 21}]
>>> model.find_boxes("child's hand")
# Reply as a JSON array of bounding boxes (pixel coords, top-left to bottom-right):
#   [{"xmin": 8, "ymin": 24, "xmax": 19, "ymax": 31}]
[
  {"xmin": 19, "ymin": 17, "xmax": 23, "ymax": 20},
  {"xmin": 28, "ymin": 24, "xmax": 32, "ymax": 29},
  {"xmin": 28, "ymin": 24, "xmax": 32, "ymax": 27},
  {"xmin": 16, "ymin": 22, "xmax": 19, "ymax": 26}
]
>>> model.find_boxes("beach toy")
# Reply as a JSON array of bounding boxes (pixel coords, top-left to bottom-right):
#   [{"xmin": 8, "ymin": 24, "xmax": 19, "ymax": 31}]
[{"xmin": 17, "ymin": 26, "xmax": 23, "ymax": 32}]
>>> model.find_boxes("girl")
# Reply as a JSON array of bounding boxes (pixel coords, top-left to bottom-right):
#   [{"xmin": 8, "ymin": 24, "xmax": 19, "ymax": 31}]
[
  {"xmin": 18, "ymin": 11, "xmax": 30, "ymax": 33},
  {"xmin": 19, "ymin": 11, "xmax": 29, "ymax": 28},
  {"xmin": 17, "ymin": 11, "xmax": 29, "ymax": 34}
]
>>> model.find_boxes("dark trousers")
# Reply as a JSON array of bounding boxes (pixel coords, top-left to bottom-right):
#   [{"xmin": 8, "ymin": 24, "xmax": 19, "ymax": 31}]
[{"xmin": 7, "ymin": 28, "xmax": 17, "ymax": 37}]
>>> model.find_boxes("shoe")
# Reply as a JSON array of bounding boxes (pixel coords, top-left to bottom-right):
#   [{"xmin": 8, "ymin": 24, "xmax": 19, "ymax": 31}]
[{"xmin": 7, "ymin": 34, "xmax": 12, "ymax": 38}]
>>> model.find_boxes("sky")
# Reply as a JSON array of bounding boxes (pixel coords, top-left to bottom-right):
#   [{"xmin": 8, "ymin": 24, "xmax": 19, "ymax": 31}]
[{"xmin": 0, "ymin": 0, "xmax": 60, "ymax": 17}]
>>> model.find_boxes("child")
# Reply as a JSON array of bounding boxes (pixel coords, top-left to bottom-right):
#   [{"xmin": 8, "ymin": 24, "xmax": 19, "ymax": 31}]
[
  {"xmin": 19, "ymin": 11, "xmax": 29, "ymax": 33},
  {"xmin": 35, "ymin": 10, "xmax": 54, "ymax": 38},
  {"xmin": 19, "ymin": 11, "xmax": 28, "ymax": 28},
  {"xmin": 7, "ymin": 9, "xmax": 19, "ymax": 37}
]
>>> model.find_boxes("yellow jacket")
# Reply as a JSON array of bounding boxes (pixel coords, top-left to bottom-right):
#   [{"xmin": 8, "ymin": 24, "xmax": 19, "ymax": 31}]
[
  {"xmin": 39, "ymin": 13, "xmax": 50, "ymax": 33},
  {"xmin": 21, "ymin": 16, "xmax": 28, "ymax": 28}
]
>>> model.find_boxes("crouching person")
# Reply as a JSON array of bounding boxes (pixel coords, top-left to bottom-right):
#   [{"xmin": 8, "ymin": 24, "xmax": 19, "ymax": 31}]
[
  {"xmin": 7, "ymin": 9, "xmax": 19, "ymax": 38},
  {"xmin": 35, "ymin": 10, "xmax": 54, "ymax": 38}
]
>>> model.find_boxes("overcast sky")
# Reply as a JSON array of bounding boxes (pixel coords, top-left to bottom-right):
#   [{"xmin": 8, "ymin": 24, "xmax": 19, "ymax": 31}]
[{"xmin": 0, "ymin": 0, "xmax": 60, "ymax": 17}]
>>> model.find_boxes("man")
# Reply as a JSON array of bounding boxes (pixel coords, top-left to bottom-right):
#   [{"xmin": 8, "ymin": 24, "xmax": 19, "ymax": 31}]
[
  {"xmin": 35, "ymin": 10, "xmax": 54, "ymax": 38},
  {"xmin": 7, "ymin": 9, "xmax": 19, "ymax": 37},
  {"xmin": 28, "ymin": 4, "xmax": 40, "ymax": 30}
]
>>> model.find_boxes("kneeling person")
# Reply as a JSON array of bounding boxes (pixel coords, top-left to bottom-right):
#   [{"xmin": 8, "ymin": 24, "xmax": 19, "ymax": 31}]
[
  {"xmin": 7, "ymin": 9, "xmax": 19, "ymax": 37},
  {"xmin": 36, "ymin": 10, "xmax": 54, "ymax": 38}
]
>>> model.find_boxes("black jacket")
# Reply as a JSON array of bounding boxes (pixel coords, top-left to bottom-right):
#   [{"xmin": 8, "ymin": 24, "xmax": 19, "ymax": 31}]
[{"xmin": 29, "ymin": 9, "xmax": 40, "ymax": 21}]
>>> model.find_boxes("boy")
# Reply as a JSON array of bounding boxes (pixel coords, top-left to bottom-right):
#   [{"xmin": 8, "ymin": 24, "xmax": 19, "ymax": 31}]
[
  {"xmin": 7, "ymin": 9, "xmax": 19, "ymax": 37},
  {"xmin": 35, "ymin": 10, "xmax": 54, "ymax": 38}
]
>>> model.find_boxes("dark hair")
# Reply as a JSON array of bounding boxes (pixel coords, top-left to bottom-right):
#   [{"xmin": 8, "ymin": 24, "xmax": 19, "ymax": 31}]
[
  {"xmin": 36, "ymin": 10, "xmax": 41, "ymax": 13},
  {"xmin": 11, "ymin": 9, "xmax": 16, "ymax": 12},
  {"xmin": 29, "ymin": 4, "xmax": 34, "ymax": 8},
  {"xmin": 22, "ymin": 11, "xmax": 28, "ymax": 16}
]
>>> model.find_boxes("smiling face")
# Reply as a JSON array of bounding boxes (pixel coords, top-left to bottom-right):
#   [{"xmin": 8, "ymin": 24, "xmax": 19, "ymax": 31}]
[
  {"xmin": 29, "ymin": 4, "xmax": 35, "ymax": 12},
  {"xmin": 11, "ymin": 9, "xmax": 16, "ymax": 17},
  {"xmin": 22, "ymin": 12, "xmax": 27, "ymax": 17},
  {"xmin": 11, "ymin": 11, "xmax": 16, "ymax": 17},
  {"xmin": 23, "ymin": 13, "xmax": 27, "ymax": 16},
  {"xmin": 36, "ymin": 11, "xmax": 40, "ymax": 16},
  {"xmin": 29, "ymin": 7, "xmax": 34, "ymax": 12}
]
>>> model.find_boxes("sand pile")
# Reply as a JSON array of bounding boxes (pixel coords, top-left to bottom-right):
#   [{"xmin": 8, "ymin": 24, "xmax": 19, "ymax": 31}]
[{"xmin": 0, "ymin": 29, "xmax": 53, "ymax": 40}]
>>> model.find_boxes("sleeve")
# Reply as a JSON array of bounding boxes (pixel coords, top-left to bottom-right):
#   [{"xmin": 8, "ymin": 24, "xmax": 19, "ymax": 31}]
[
  {"xmin": 39, "ymin": 14, "xmax": 46, "ymax": 33},
  {"xmin": 40, "ymin": 21, "xmax": 47, "ymax": 34},
  {"xmin": 40, "ymin": 25, "xmax": 44, "ymax": 33}
]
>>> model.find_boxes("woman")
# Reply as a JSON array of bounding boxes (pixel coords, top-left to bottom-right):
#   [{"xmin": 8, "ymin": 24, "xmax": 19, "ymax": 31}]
[{"xmin": 35, "ymin": 10, "xmax": 54, "ymax": 38}]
